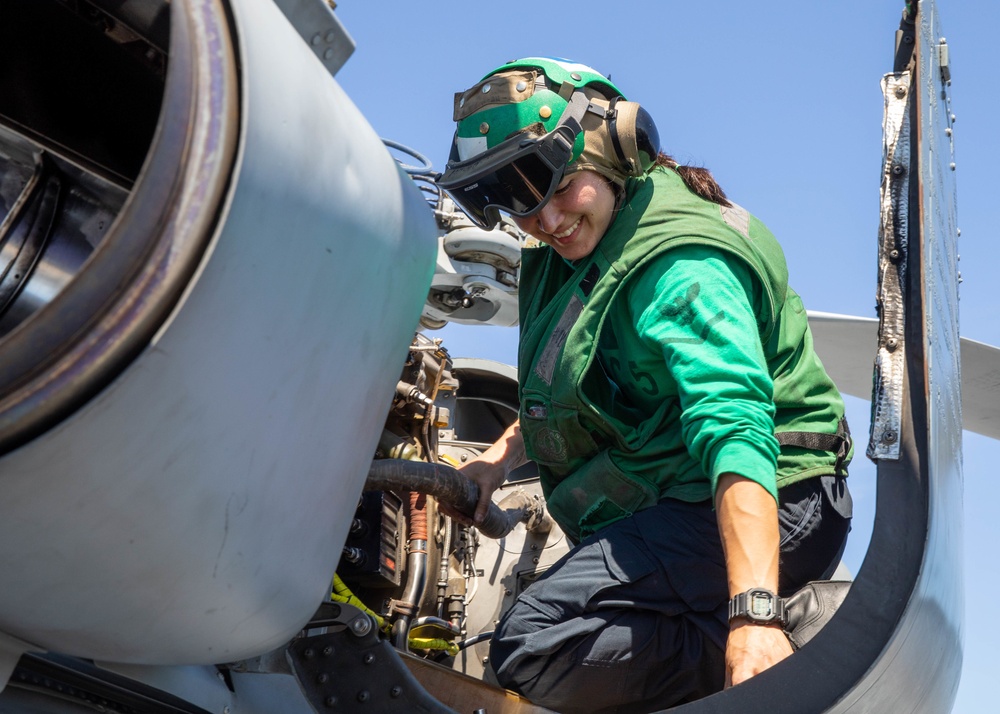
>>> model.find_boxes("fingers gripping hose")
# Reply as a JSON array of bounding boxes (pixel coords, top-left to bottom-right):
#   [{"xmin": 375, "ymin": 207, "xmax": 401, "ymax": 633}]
[{"xmin": 366, "ymin": 459, "xmax": 548, "ymax": 539}]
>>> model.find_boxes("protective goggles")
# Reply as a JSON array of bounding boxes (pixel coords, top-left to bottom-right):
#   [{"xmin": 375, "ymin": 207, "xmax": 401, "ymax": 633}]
[{"xmin": 438, "ymin": 93, "xmax": 593, "ymax": 229}]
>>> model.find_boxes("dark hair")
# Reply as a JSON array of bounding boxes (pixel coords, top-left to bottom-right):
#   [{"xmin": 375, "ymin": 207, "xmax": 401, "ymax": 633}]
[{"xmin": 656, "ymin": 153, "xmax": 732, "ymax": 207}]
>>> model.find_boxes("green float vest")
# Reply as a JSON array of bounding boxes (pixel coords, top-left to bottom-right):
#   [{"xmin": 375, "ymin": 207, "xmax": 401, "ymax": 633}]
[{"xmin": 517, "ymin": 167, "xmax": 849, "ymax": 542}]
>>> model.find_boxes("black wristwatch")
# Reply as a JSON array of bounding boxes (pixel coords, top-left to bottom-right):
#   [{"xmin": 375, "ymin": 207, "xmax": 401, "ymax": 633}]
[{"xmin": 728, "ymin": 587, "xmax": 788, "ymax": 627}]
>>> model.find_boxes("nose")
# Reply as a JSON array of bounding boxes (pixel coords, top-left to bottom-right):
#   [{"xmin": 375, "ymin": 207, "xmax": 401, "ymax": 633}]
[{"xmin": 535, "ymin": 201, "xmax": 563, "ymax": 235}]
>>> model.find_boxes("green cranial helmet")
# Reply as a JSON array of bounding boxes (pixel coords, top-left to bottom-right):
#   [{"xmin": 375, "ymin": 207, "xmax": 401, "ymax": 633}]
[
  {"xmin": 441, "ymin": 57, "xmax": 660, "ymax": 228},
  {"xmin": 451, "ymin": 57, "xmax": 625, "ymax": 173}
]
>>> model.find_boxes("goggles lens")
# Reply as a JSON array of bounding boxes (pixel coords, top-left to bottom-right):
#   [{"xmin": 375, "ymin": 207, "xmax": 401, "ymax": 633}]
[{"xmin": 439, "ymin": 131, "xmax": 573, "ymax": 229}]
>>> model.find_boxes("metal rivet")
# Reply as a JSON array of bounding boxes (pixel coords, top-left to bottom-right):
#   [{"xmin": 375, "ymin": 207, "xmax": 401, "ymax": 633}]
[
  {"xmin": 882, "ymin": 430, "xmax": 898, "ymax": 444},
  {"xmin": 481, "ymin": 83, "xmax": 492, "ymax": 94},
  {"xmin": 950, "ymin": 162, "xmax": 956, "ymax": 171},
  {"xmin": 390, "ymin": 687, "xmax": 402, "ymax": 698},
  {"xmin": 317, "ymin": 673, "xmax": 329, "ymax": 684},
  {"xmin": 515, "ymin": 81, "xmax": 527, "ymax": 92},
  {"xmin": 482, "ymin": 657, "xmax": 490, "ymax": 665},
  {"xmin": 886, "ymin": 338, "xmax": 898, "ymax": 352},
  {"xmin": 570, "ymin": 72, "xmax": 582, "ymax": 81},
  {"xmin": 326, "ymin": 31, "xmax": 336, "ymax": 43},
  {"xmin": 460, "ymin": 454, "xmax": 468, "ymax": 462},
  {"xmin": 323, "ymin": 646, "xmax": 334, "ymax": 657},
  {"xmin": 324, "ymin": 696, "xmax": 338, "ymax": 707},
  {"xmin": 895, "ymin": 86, "xmax": 907, "ymax": 98},
  {"xmin": 892, "ymin": 165, "xmax": 905, "ymax": 176},
  {"xmin": 323, "ymin": 48, "xmax": 335, "ymax": 60},
  {"xmin": 311, "ymin": 33, "xmax": 322, "ymax": 46},
  {"xmin": 945, "ymin": 127, "xmax": 952, "ymax": 136},
  {"xmin": 351, "ymin": 617, "xmax": 372, "ymax": 637},
  {"xmin": 539, "ymin": 106, "xmax": 552, "ymax": 119},
  {"xmin": 364, "ymin": 653, "xmax": 375, "ymax": 664},
  {"xmin": 357, "ymin": 691, "xmax": 370, "ymax": 703},
  {"xmin": 479, "ymin": 122, "xmax": 490, "ymax": 134},
  {"xmin": 304, "ymin": 648, "xmax": 315, "ymax": 658},
  {"xmin": 890, "ymin": 249, "xmax": 901, "ymax": 261}
]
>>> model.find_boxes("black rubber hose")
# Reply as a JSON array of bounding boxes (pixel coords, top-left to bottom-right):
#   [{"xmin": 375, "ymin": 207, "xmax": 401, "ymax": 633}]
[{"xmin": 365, "ymin": 459, "xmax": 544, "ymax": 539}]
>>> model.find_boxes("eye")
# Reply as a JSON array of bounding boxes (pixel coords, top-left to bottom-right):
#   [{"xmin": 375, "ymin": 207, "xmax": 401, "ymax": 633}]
[{"xmin": 554, "ymin": 178, "xmax": 573, "ymax": 195}]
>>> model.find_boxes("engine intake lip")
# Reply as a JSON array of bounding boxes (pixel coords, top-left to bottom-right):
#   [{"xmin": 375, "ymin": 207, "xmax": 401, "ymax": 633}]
[{"xmin": 0, "ymin": 0, "xmax": 239, "ymax": 454}]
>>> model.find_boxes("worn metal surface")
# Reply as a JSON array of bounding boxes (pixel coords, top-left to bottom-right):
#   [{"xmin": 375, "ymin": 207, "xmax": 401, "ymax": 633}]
[
  {"xmin": 867, "ymin": 71, "xmax": 911, "ymax": 461},
  {"xmin": 288, "ymin": 604, "xmax": 458, "ymax": 714},
  {"xmin": 403, "ymin": 654, "xmax": 558, "ymax": 714}
]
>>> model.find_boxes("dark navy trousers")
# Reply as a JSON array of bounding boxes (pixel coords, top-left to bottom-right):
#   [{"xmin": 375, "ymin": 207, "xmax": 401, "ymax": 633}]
[{"xmin": 490, "ymin": 475, "xmax": 852, "ymax": 714}]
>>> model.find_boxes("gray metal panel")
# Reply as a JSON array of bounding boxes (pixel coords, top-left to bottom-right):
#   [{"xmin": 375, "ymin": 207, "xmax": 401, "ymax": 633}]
[{"xmin": 0, "ymin": 0, "xmax": 437, "ymax": 665}]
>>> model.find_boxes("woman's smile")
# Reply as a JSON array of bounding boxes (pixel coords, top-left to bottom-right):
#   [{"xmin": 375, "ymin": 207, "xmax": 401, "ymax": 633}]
[{"xmin": 513, "ymin": 171, "xmax": 617, "ymax": 261}]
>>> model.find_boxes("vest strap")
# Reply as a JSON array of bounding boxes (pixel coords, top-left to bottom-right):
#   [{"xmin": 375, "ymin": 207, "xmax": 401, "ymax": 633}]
[{"xmin": 775, "ymin": 417, "xmax": 852, "ymax": 473}]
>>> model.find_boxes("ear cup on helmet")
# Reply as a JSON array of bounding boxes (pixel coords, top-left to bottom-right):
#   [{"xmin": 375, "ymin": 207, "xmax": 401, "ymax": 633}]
[{"xmin": 607, "ymin": 100, "xmax": 661, "ymax": 176}]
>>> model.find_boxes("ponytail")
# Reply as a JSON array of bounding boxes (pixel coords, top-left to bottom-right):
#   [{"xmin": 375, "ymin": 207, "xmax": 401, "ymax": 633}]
[{"xmin": 655, "ymin": 153, "xmax": 732, "ymax": 208}]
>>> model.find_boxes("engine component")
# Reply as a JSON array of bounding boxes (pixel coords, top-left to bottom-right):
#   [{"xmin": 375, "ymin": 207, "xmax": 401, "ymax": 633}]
[
  {"xmin": 287, "ymin": 603, "xmax": 457, "ymax": 714},
  {"xmin": 421, "ymin": 191, "xmax": 524, "ymax": 329},
  {"xmin": 0, "ymin": 0, "xmax": 437, "ymax": 668},
  {"xmin": 365, "ymin": 459, "xmax": 546, "ymax": 540},
  {"xmin": 340, "ymin": 491, "xmax": 404, "ymax": 588}
]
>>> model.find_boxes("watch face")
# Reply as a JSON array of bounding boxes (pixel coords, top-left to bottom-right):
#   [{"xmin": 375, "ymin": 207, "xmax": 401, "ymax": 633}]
[{"xmin": 750, "ymin": 591, "xmax": 774, "ymax": 618}]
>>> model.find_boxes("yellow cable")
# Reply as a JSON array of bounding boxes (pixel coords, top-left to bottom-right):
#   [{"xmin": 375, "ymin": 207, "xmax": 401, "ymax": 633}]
[
  {"xmin": 408, "ymin": 637, "xmax": 460, "ymax": 656},
  {"xmin": 331, "ymin": 574, "xmax": 388, "ymax": 631}
]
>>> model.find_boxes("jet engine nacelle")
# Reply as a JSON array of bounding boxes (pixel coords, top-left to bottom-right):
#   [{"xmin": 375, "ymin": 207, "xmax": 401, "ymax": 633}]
[{"xmin": 0, "ymin": 0, "xmax": 437, "ymax": 668}]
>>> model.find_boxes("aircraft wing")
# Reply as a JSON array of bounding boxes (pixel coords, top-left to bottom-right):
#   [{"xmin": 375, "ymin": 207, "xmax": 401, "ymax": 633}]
[{"xmin": 809, "ymin": 311, "xmax": 1000, "ymax": 440}]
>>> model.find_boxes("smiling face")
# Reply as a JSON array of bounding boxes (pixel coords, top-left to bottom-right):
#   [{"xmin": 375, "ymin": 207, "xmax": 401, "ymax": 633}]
[{"xmin": 512, "ymin": 170, "xmax": 617, "ymax": 261}]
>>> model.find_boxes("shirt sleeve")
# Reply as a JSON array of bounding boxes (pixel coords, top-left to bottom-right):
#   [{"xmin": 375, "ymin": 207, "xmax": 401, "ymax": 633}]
[{"xmin": 630, "ymin": 244, "xmax": 780, "ymax": 502}]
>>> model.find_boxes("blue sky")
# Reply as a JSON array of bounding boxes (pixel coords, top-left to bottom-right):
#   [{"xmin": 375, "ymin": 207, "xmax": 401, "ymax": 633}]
[{"xmin": 333, "ymin": 2, "xmax": 998, "ymax": 710}]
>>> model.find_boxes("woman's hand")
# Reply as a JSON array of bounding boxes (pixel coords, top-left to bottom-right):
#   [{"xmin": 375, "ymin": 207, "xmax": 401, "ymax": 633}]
[
  {"xmin": 725, "ymin": 621, "xmax": 793, "ymax": 688},
  {"xmin": 443, "ymin": 421, "xmax": 526, "ymax": 527},
  {"xmin": 452, "ymin": 456, "xmax": 508, "ymax": 527}
]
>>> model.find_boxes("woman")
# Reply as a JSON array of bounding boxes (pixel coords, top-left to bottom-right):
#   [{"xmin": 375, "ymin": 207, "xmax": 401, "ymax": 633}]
[{"xmin": 438, "ymin": 57, "xmax": 853, "ymax": 713}]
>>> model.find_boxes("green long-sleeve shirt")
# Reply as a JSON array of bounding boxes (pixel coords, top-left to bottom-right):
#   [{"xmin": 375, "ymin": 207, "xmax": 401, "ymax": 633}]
[{"xmin": 594, "ymin": 244, "xmax": 780, "ymax": 502}]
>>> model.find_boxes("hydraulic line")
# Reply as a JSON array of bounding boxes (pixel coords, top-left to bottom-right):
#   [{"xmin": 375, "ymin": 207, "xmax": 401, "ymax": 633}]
[
  {"xmin": 366, "ymin": 459, "xmax": 548, "ymax": 539},
  {"xmin": 390, "ymin": 490, "xmax": 429, "ymax": 650},
  {"xmin": 436, "ymin": 516, "xmax": 453, "ymax": 620}
]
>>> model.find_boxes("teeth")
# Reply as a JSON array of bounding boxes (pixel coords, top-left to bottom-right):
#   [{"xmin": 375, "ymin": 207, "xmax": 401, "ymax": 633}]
[{"xmin": 553, "ymin": 218, "xmax": 580, "ymax": 239}]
